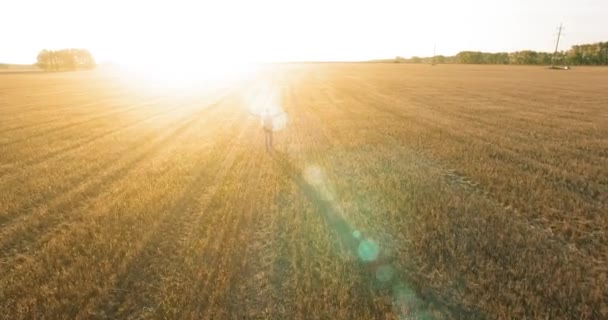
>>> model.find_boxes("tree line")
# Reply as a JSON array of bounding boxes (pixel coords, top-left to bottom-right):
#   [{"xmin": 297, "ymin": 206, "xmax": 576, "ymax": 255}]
[
  {"xmin": 36, "ymin": 49, "xmax": 96, "ymax": 71},
  {"xmin": 388, "ymin": 41, "xmax": 608, "ymax": 66}
]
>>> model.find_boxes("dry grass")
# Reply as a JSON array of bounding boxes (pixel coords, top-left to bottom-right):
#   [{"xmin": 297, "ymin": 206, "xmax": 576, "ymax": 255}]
[{"xmin": 0, "ymin": 64, "xmax": 606, "ymax": 319}]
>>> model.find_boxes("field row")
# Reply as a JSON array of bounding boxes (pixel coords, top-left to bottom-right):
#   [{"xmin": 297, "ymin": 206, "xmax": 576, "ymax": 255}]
[{"xmin": 1, "ymin": 65, "xmax": 607, "ymax": 319}]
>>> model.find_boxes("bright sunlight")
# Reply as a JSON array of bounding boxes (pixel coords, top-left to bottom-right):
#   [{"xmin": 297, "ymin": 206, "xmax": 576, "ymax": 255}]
[
  {"xmin": 1, "ymin": 0, "xmax": 608, "ymax": 319},
  {"xmin": 5, "ymin": 0, "xmax": 606, "ymax": 66}
]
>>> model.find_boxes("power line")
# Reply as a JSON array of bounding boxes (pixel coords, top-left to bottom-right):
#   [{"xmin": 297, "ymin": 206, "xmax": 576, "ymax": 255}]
[{"xmin": 551, "ymin": 23, "xmax": 564, "ymax": 68}]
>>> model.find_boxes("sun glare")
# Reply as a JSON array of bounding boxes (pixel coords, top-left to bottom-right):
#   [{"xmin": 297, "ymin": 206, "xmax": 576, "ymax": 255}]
[{"xmin": 114, "ymin": 59, "xmax": 259, "ymax": 93}]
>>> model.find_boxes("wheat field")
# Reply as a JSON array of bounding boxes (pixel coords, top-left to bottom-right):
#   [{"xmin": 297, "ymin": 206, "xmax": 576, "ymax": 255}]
[{"xmin": 0, "ymin": 64, "xmax": 607, "ymax": 319}]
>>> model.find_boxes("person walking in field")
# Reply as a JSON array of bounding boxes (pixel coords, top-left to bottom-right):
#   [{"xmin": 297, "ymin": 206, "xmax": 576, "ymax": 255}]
[{"xmin": 261, "ymin": 108, "xmax": 274, "ymax": 151}]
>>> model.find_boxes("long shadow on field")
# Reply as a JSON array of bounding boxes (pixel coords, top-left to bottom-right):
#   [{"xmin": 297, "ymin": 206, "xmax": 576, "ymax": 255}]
[
  {"xmin": 269, "ymin": 151, "xmax": 480, "ymax": 320},
  {"xmin": 270, "ymin": 151, "xmax": 358, "ymax": 253},
  {"xmin": 268, "ymin": 151, "xmax": 416, "ymax": 317}
]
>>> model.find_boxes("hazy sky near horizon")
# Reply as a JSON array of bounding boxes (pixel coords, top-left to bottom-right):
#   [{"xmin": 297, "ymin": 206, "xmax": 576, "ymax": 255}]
[{"xmin": 1, "ymin": 0, "xmax": 606, "ymax": 65}]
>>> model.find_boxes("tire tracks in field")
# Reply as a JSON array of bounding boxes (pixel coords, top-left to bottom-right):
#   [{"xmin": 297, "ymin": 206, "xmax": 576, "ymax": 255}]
[
  {"xmin": 0, "ymin": 90, "xmax": 228, "ymax": 227},
  {"xmin": 318, "ymin": 79, "xmax": 499, "ymax": 319},
  {"xmin": 350, "ymin": 83, "xmax": 607, "ymax": 246},
  {"xmin": 0, "ymin": 97, "xmax": 247, "ymax": 318},
  {"xmin": 345, "ymin": 75, "xmax": 603, "ymax": 164},
  {"xmin": 407, "ymin": 111, "xmax": 607, "ymax": 207},
  {"xmin": 0, "ymin": 89, "xmax": 230, "ymax": 216},
  {"xmin": 414, "ymin": 148, "xmax": 604, "ymax": 254},
  {"xmin": 94, "ymin": 106, "xmax": 256, "ymax": 319},
  {"xmin": 107, "ymin": 118, "xmax": 261, "ymax": 319},
  {"xmin": 0, "ymin": 97, "xmax": 170, "ymax": 149},
  {"xmin": 340, "ymin": 79, "xmax": 606, "ymax": 220},
  {"xmin": 0, "ymin": 90, "xmax": 232, "ymax": 265},
  {"xmin": 176, "ymin": 77, "xmax": 292, "ymax": 319},
  {"xmin": 285, "ymin": 81, "xmax": 395, "ymax": 319},
  {"xmin": 408, "ymin": 98, "xmax": 606, "ymax": 170},
  {"xmin": 189, "ymin": 126, "xmax": 265, "ymax": 319},
  {"xmin": 238, "ymin": 77, "xmax": 374, "ymax": 318},
  {"xmin": 0, "ymin": 95, "xmax": 190, "ymax": 178},
  {"xmin": 212, "ymin": 131, "xmax": 275, "ymax": 319},
  {"xmin": 0, "ymin": 92, "xmax": 97, "ymax": 118},
  {"xmin": 0, "ymin": 96, "xmax": 170, "ymax": 175},
  {"xmin": 445, "ymin": 88, "xmax": 605, "ymax": 167},
  {"xmin": 0, "ymin": 102, "xmax": 101, "ymax": 137},
  {"xmin": 0, "ymin": 80, "xmax": 94, "ymax": 107},
  {"xmin": 231, "ymin": 175, "xmax": 286, "ymax": 318},
  {"xmin": 227, "ymin": 79, "xmax": 300, "ymax": 318},
  {"xmin": 318, "ymin": 72, "xmax": 599, "ymax": 319},
  {"xmin": 126, "ymin": 89, "xmax": 266, "ymax": 318},
  {"xmin": 0, "ymin": 91, "xmax": 238, "ymax": 318},
  {"xmin": 284, "ymin": 75, "xmax": 481, "ymax": 319},
  {"xmin": 0, "ymin": 95, "xmax": 96, "ymax": 128},
  {"xmin": 0, "ymin": 116, "xmax": 72, "ymax": 136},
  {"xmin": 313, "ymin": 71, "xmax": 495, "ymax": 318}
]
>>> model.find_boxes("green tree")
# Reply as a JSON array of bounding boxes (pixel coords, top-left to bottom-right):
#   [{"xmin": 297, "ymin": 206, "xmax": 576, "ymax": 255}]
[
  {"xmin": 456, "ymin": 51, "xmax": 484, "ymax": 64},
  {"xmin": 36, "ymin": 49, "xmax": 96, "ymax": 71}
]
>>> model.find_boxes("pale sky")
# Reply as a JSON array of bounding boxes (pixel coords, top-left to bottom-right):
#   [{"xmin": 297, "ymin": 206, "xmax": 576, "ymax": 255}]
[{"xmin": 1, "ymin": 0, "xmax": 607, "ymax": 65}]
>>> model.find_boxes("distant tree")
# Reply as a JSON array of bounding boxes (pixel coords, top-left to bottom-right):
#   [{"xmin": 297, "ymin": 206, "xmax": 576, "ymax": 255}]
[
  {"xmin": 536, "ymin": 52, "xmax": 552, "ymax": 65},
  {"xmin": 456, "ymin": 51, "xmax": 484, "ymax": 64},
  {"xmin": 566, "ymin": 42, "xmax": 608, "ymax": 65},
  {"xmin": 36, "ymin": 49, "xmax": 96, "ymax": 71},
  {"xmin": 75, "ymin": 49, "xmax": 95, "ymax": 68},
  {"xmin": 509, "ymin": 51, "xmax": 538, "ymax": 65},
  {"xmin": 382, "ymin": 40, "xmax": 607, "ymax": 66},
  {"xmin": 36, "ymin": 50, "xmax": 50, "ymax": 70},
  {"xmin": 61, "ymin": 50, "xmax": 76, "ymax": 70},
  {"xmin": 478, "ymin": 52, "xmax": 508, "ymax": 64},
  {"xmin": 496, "ymin": 52, "xmax": 510, "ymax": 64}
]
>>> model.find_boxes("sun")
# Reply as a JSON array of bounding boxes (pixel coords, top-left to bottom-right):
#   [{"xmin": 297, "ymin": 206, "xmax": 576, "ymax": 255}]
[
  {"xmin": 126, "ymin": 60, "xmax": 256, "ymax": 86},
  {"xmin": 111, "ymin": 49, "xmax": 259, "ymax": 93},
  {"xmin": 99, "ymin": 14, "xmax": 260, "ymax": 92}
]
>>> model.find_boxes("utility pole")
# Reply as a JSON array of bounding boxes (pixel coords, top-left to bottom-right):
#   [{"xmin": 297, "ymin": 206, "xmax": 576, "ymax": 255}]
[
  {"xmin": 552, "ymin": 23, "xmax": 564, "ymax": 68},
  {"xmin": 432, "ymin": 44, "xmax": 436, "ymax": 65}
]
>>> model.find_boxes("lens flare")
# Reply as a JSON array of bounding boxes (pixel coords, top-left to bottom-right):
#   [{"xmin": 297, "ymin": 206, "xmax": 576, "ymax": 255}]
[
  {"xmin": 244, "ymin": 82, "xmax": 288, "ymax": 132},
  {"xmin": 297, "ymin": 164, "xmax": 426, "ymax": 319},
  {"xmin": 358, "ymin": 239, "xmax": 380, "ymax": 262}
]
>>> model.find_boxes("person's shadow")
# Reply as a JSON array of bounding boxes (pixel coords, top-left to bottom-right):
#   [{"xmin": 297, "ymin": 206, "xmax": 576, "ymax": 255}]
[
  {"xmin": 268, "ymin": 151, "xmax": 478, "ymax": 319},
  {"xmin": 269, "ymin": 151, "xmax": 360, "ymax": 255}
]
